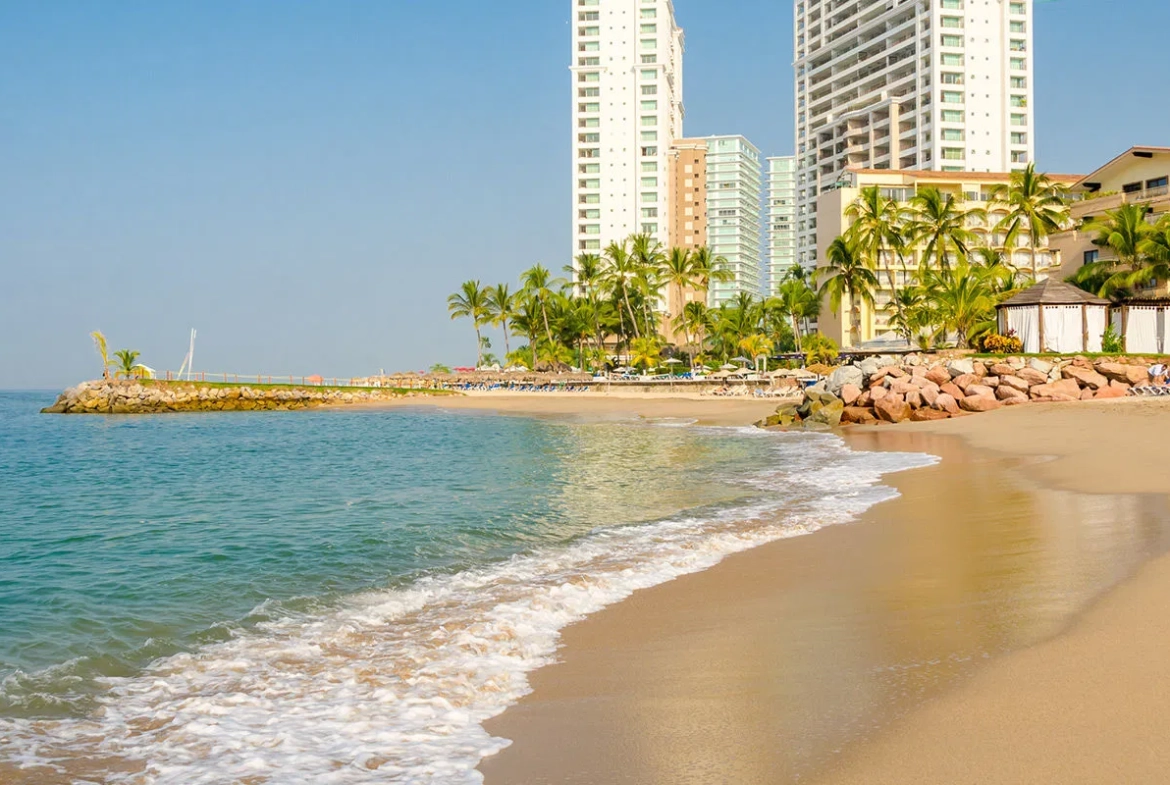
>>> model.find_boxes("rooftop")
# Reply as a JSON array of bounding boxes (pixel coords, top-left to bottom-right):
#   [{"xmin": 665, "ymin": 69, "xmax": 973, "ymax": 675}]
[{"xmin": 998, "ymin": 279, "xmax": 1111, "ymax": 308}]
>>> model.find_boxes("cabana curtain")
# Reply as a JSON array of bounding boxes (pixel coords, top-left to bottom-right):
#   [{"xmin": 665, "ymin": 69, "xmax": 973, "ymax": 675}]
[
  {"xmin": 1086, "ymin": 308, "xmax": 1107, "ymax": 353},
  {"xmin": 1005, "ymin": 308, "xmax": 1040, "ymax": 353},
  {"xmin": 1042, "ymin": 306, "xmax": 1084, "ymax": 354},
  {"xmin": 1126, "ymin": 307, "xmax": 1160, "ymax": 354}
]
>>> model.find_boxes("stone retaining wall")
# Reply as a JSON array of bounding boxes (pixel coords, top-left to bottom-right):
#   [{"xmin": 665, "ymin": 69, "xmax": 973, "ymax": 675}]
[
  {"xmin": 759, "ymin": 355, "xmax": 1159, "ymax": 429},
  {"xmin": 41, "ymin": 381, "xmax": 431, "ymax": 414}
]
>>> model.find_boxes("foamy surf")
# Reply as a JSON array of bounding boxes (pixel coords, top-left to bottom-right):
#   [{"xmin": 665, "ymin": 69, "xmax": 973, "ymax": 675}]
[{"xmin": 0, "ymin": 432, "xmax": 935, "ymax": 784}]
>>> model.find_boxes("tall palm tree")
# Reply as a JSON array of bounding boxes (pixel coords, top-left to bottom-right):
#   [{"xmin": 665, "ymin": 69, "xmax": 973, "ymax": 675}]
[
  {"xmin": 510, "ymin": 295, "xmax": 543, "ymax": 371},
  {"xmin": 1135, "ymin": 214, "xmax": 1170, "ymax": 291},
  {"xmin": 485, "ymin": 284, "xmax": 516, "ymax": 359},
  {"xmin": 922, "ymin": 261, "xmax": 1007, "ymax": 347},
  {"xmin": 91, "ymin": 330, "xmax": 112, "ymax": 379},
  {"xmin": 113, "ymin": 349, "xmax": 142, "ymax": 379},
  {"xmin": 673, "ymin": 300, "xmax": 709, "ymax": 367},
  {"xmin": 628, "ymin": 335, "xmax": 662, "ymax": 372},
  {"xmin": 818, "ymin": 233, "xmax": 879, "ymax": 347},
  {"xmin": 569, "ymin": 253, "xmax": 604, "ymax": 300},
  {"xmin": 520, "ymin": 265, "xmax": 560, "ymax": 345},
  {"xmin": 447, "ymin": 280, "xmax": 490, "ymax": 367},
  {"xmin": 848, "ymin": 186, "xmax": 906, "ymax": 326},
  {"xmin": 690, "ymin": 245, "xmax": 734, "ymax": 294},
  {"xmin": 909, "ymin": 187, "xmax": 980, "ymax": 273},
  {"xmin": 767, "ymin": 278, "xmax": 819, "ymax": 351},
  {"xmin": 993, "ymin": 163, "xmax": 1070, "ymax": 281},
  {"xmin": 601, "ymin": 240, "xmax": 642, "ymax": 342},
  {"xmin": 662, "ymin": 247, "xmax": 697, "ymax": 325}
]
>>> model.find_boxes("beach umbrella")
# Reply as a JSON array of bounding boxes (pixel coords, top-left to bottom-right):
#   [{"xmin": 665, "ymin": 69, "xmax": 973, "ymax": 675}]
[
  {"xmin": 731, "ymin": 356, "xmax": 752, "ymax": 365},
  {"xmin": 720, "ymin": 363, "xmax": 737, "ymax": 371},
  {"xmin": 663, "ymin": 358, "xmax": 683, "ymax": 365}
]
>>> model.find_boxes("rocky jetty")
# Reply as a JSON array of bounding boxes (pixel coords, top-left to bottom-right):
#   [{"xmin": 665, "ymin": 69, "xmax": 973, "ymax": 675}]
[
  {"xmin": 42, "ymin": 380, "xmax": 432, "ymax": 414},
  {"xmin": 758, "ymin": 354, "xmax": 1156, "ymax": 430}
]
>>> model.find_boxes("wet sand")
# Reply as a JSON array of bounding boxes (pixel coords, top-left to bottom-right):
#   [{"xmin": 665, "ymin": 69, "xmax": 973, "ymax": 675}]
[
  {"xmin": 479, "ymin": 398, "xmax": 1170, "ymax": 784},
  {"xmin": 377, "ymin": 391, "xmax": 787, "ymax": 428}
]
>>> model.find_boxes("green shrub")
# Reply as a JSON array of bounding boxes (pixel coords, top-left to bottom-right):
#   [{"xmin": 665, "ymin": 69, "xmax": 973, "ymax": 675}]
[
  {"xmin": 804, "ymin": 333, "xmax": 840, "ymax": 366},
  {"xmin": 1101, "ymin": 325, "xmax": 1124, "ymax": 354},
  {"xmin": 978, "ymin": 332, "xmax": 1023, "ymax": 354}
]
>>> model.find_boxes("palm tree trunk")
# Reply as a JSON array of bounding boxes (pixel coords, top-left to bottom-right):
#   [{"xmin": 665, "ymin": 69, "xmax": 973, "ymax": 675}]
[
  {"xmin": 474, "ymin": 326, "xmax": 482, "ymax": 368},
  {"xmin": 502, "ymin": 319, "xmax": 511, "ymax": 358},
  {"xmin": 622, "ymin": 288, "xmax": 642, "ymax": 340},
  {"xmin": 791, "ymin": 314, "xmax": 802, "ymax": 352},
  {"xmin": 530, "ymin": 328, "xmax": 538, "ymax": 371}
]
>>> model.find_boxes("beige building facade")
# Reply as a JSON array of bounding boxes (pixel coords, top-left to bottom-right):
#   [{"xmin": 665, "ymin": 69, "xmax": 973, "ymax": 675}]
[
  {"xmin": 1050, "ymin": 146, "xmax": 1170, "ymax": 286},
  {"xmin": 816, "ymin": 168, "xmax": 1080, "ymax": 347},
  {"xmin": 662, "ymin": 138, "xmax": 709, "ymax": 343}
]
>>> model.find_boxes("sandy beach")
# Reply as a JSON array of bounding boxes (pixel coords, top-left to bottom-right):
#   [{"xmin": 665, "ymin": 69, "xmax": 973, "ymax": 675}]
[{"xmin": 475, "ymin": 397, "xmax": 1170, "ymax": 784}]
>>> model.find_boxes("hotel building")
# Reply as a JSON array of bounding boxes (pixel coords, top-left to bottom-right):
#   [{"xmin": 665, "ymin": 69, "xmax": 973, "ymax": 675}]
[
  {"xmin": 704, "ymin": 135, "xmax": 763, "ymax": 306},
  {"xmin": 794, "ymin": 0, "xmax": 1036, "ymax": 270},
  {"xmin": 766, "ymin": 156, "xmax": 797, "ymax": 296},
  {"xmin": 816, "ymin": 168, "xmax": 1079, "ymax": 347},
  {"xmin": 571, "ymin": 0, "xmax": 685, "ymax": 269}
]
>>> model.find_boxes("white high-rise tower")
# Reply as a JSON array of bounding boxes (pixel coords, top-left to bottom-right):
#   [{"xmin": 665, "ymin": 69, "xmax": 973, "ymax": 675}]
[
  {"xmin": 571, "ymin": 0, "xmax": 684, "ymax": 268},
  {"xmin": 793, "ymin": 0, "xmax": 1036, "ymax": 269}
]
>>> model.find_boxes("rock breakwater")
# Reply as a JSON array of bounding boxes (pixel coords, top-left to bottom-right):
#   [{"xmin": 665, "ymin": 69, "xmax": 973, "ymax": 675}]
[
  {"xmin": 759, "ymin": 354, "xmax": 1158, "ymax": 430},
  {"xmin": 42, "ymin": 380, "xmax": 434, "ymax": 414}
]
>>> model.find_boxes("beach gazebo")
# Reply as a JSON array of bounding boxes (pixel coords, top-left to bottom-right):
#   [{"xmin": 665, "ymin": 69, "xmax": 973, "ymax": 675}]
[
  {"xmin": 996, "ymin": 279, "xmax": 1110, "ymax": 354},
  {"xmin": 1111, "ymin": 299, "xmax": 1170, "ymax": 354}
]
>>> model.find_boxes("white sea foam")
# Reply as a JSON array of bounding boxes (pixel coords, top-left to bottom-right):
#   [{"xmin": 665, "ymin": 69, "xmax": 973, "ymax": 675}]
[{"xmin": 0, "ymin": 433, "xmax": 936, "ymax": 784}]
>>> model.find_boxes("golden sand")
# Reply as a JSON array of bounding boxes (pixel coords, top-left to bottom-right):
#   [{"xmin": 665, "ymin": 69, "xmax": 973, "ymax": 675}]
[{"xmin": 475, "ymin": 397, "xmax": 1170, "ymax": 784}]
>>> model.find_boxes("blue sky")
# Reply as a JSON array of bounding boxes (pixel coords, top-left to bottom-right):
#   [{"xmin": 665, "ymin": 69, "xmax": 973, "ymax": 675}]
[{"xmin": 2, "ymin": 0, "xmax": 1167, "ymax": 389}]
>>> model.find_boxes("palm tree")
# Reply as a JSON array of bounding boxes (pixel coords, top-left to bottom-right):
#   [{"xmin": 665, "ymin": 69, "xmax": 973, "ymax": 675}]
[
  {"xmin": 818, "ymin": 233, "xmax": 879, "ymax": 347},
  {"xmin": 673, "ymin": 300, "xmax": 709, "ymax": 367},
  {"xmin": 113, "ymin": 349, "xmax": 142, "ymax": 379},
  {"xmin": 628, "ymin": 335, "xmax": 662, "ymax": 372},
  {"xmin": 1134, "ymin": 214, "xmax": 1170, "ymax": 291},
  {"xmin": 690, "ymin": 245, "xmax": 734, "ymax": 293},
  {"xmin": 848, "ymin": 186, "xmax": 906, "ymax": 325},
  {"xmin": 922, "ymin": 261, "xmax": 1007, "ymax": 347},
  {"xmin": 909, "ymin": 187, "xmax": 980, "ymax": 273},
  {"xmin": 447, "ymin": 280, "xmax": 490, "ymax": 367},
  {"xmin": 993, "ymin": 163, "xmax": 1070, "ymax": 281},
  {"xmin": 767, "ymin": 278, "xmax": 819, "ymax": 351},
  {"xmin": 662, "ymin": 247, "xmax": 696, "ymax": 325},
  {"xmin": 601, "ymin": 240, "xmax": 642, "ymax": 342},
  {"xmin": 568, "ymin": 253, "xmax": 603, "ymax": 300},
  {"xmin": 486, "ymin": 284, "xmax": 516, "ymax": 359},
  {"xmin": 91, "ymin": 330, "xmax": 112, "ymax": 379},
  {"xmin": 520, "ymin": 265, "xmax": 560, "ymax": 345},
  {"xmin": 510, "ymin": 295, "xmax": 543, "ymax": 371},
  {"xmin": 738, "ymin": 333, "xmax": 773, "ymax": 369}
]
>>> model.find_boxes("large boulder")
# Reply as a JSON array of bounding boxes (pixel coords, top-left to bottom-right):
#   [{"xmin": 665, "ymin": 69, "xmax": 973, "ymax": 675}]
[
  {"xmin": 890, "ymin": 378, "xmax": 918, "ymax": 396},
  {"xmin": 1094, "ymin": 386, "xmax": 1128, "ymax": 400},
  {"xmin": 960, "ymin": 395, "xmax": 1002, "ymax": 413},
  {"xmin": 1062, "ymin": 366, "xmax": 1109, "ymax": 390},
  {"xmin": 946, "ymin": 359, "xmax": 976, "ymax": 378},
  {"xmin": 925, "ymin": 366, "xmax": 952, "ymax": 386},
  {"xmin": 1000, "ymin": 375, "xmax": 1031, "ymax": 393},
  {"xmin": 840, "ymin": 383, "xmax": 862, "ymax": 405},
  {"xmin": 874, "ymin": 395, "xmax": 912, "ymax": 424},
  {"xmin": 910, "ymin": 408, "xmax": 951, "ymax": 422},
  {"xmin": 906, "ymin": 389, "xmax": 924, "ymax": 410},
  {"xmin": 920, "ymin": 385, "xmax": 941, "ymax": 408},
  {"xmin": 870, "ymin": 386, "xmax": 890, "ymax": 403},
  {"xmin": 1095, "ymin": 363, "xmax": 1150, "ymax": 387},
  {"xmin": 1028, "ymin": 358, "xmax": 1054, "ymax": 375},
  {"xmin": 952, "ymin": 374, "xmax": 980, "ymax": 393},
  {"xmin": 1016, "ymin": 367, "xmax": 1049, "ymax": 386},
  {"xmin": 940, "ymin": 382, "xmax": 964, "ymax": 399},
  {"xmin": 934, "ymin": 393, "xmax": 961, "ymax": 414},
  {"xmin": 966, "ymin": 384, "xmax": 996, "ymax": 398},
  {"xmin": 996, "ymin": 385, "xmax": 1029, "ymax": 403},
  {"xmin": 989, "ymin": 363, "xmax": 1017, "ymax": 377},
  {"xmin": 842, "ymin": 406, "xmax": 879, "ymax": 425},
  {"xmin": 857, "ymin": 357, "xmax": 883, "ymax": 380},
  {"xmin": 807, "ymin": 398, "xmax": 846, "ymax": 428},
  {"xmin": 826, "ymin": 365, "xmax": 865, "ymax": 396},
  {"xmin": 1029, "ymin": 378, "xmax": 1082, "ymax": 401}
]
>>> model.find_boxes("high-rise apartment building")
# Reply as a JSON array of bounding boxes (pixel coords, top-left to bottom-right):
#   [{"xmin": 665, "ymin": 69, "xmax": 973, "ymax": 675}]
[
  {"xmin": 571, "ymin": 0, "xmax": 684, "ymax": 268},
  {"xmin": 765, "ymin": 156, "xmax": 797, "ymax": 296},
  {"xmin": 793, "ymin": 0, "xmax": 1036, "ymax": 269},
  {"xmin": 704, "ymin": 135, "xmax": 763, "ymax": 306}
]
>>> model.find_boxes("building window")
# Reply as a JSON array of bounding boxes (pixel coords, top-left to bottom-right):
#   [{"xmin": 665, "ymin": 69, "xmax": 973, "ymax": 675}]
[
  {"xmin": 941, "ymin": 53, "xmax": 964, "ymax": 66},
  {"xmin": 1010, "ymin": 113, "xmax": 1027, "ymax": 126},
  {"xmin": 941, "ymin": 109, "xmax": 964, "ymax": 123},
  {"xmin": 640, "ymin": 100, "xmax": 658, "ymax": 110},
  {"xmin": 942, "ymin": 0, "xmax": 962, "ymax": 7},
  {"xmin": 1010, "ymin": 95, "xmax": 1027, "ymax": 107},
  {"xmin": 641, "ymin": 162, "xmax": 656, "ymax": 172},
  {"xmin": 641, "ymin": 177, "xmax": 658, "ymax": 187},
  {"xmin": 640, "ymin": 69, "xmax": 657, "ymax": 79},
  {"xmin": 942, "ymin": 147, "xmax": 964, "ymax": 160},
  {"xmin": 942, "ymin": 128, "xmax": 964, "ymax": 141},
  {"xmin": 1010, "ymin": 1, "xmax": 1025, "ymax": 13},
  {"xmin": 1011, "ymin": 76, "xmax": 1027, "ymax": 89},
  {"xmin": 641, "ymin": 131, "xmax": 658, "ymax": 141},
  {"xmin": 941, "ymin": 90, "xmax": 964, "ymax": 104},
  {"xmin": 1084, "ymin": 250, "xmax": 1099, "ymax": 265},
  {"xmin": 641, "ymin": 116, "xmax": 657, "ymax": 126},
  {"xmin": 1011, "ymin": 151, "xmax": 1028, "ymax": 164},
  {"xmin": 640, "ymin": 192, "xmax": 658, "ymax": 202},
  {"xmin": 942, "ymin": 72, "xmax": 964, "ymax": 85},
  {"xmin": 641, "ymin": 85, "xmax": 657, "ymax": 95},
  {"xmin": 1010, "ymin": 57, "xmax": 1026, "ymax": 70},
  {"xmin": 940, "ymin": 16, "xmax": 963, "ymax": 28},
  {"xmin": 640, "ymin": 24, "xmax": 656, "ymax": 33},
  {"xmin": 641, "ymin": 208, "xmax": 658, "ymax": 218},
  {"xmin": 641, "ymin": 55, "xmax": 656, "ymax": 64},
  {"xmin": 1010, "ymin": 21, "xmax": 1026, "ymax": 33},
  {"xmin": 941, "ymin": 34, "xmax": 963, "ymax": 47},
  {"xmin": 1011, "ymin": 132, "xmax": 1027, "ymax": 145}
]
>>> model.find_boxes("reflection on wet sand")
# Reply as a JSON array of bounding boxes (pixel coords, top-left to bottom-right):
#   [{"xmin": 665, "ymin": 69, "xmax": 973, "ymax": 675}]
[{"xmin": 480, "ymin": 432, "xmax": 1170, "ymax": 785}]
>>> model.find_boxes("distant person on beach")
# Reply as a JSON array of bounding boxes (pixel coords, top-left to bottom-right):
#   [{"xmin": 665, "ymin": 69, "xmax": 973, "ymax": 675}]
[{"xmin": 1149, "ymin": 363, "xmax": 1167, "ymax": 386}]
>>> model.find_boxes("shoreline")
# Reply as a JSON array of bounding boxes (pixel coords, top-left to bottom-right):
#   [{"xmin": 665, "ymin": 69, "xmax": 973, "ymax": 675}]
[{"xmin": 477, "ymin": 398, "xmax": 1170, "ymax": 784}]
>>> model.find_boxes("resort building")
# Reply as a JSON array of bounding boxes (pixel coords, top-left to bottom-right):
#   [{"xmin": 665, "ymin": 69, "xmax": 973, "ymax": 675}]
[
  {"xmin": 816, "ymin": 168, "xmax": 1080, "ymax": 347},
  {"xmin": 794, "ymin": 0, "xmax": 1037, "ymax": 271},
  {"xmin": 662, "ymin": 138, "xmax": 709, "ymax": 337},
  {"xmin": 766, "ymin": 156, "xmax": 797, "ymax": 296},
  {"xmin": 703, "ymin": 135, "xmax": 763, "ymax": 306},
  {"xmin": 1050, "ymin": 145, "xmax": 1170, "ymax": 287},
  {"xmin": 570, "ymin": 0, "xmax": 685, "ymax": 269}
]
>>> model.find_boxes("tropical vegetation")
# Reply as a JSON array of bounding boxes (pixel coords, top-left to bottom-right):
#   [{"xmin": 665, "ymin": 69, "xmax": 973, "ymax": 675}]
[{"xmin": 446, "ymin": 234, "xmax": 824, "ymax": 372}]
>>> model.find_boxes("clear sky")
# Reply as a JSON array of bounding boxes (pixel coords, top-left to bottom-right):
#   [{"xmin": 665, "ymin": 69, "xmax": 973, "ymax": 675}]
[{"xmin": 3, "ymin": 0, "xmax": 1167, "ymax": 389}]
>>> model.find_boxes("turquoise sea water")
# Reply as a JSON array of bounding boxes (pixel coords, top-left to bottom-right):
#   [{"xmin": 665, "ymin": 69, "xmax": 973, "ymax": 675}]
[{"xmin": 0, "ymin": 391, "xmax": 932, "ymax": 783}]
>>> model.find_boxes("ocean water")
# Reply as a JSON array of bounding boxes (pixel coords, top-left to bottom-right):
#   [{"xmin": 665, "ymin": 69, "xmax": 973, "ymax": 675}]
[{"xmin": 0, "ymin": 391, "xmax": 934, "ymax": 784}]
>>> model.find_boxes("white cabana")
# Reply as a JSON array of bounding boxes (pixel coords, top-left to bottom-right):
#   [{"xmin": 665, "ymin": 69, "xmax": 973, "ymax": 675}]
[
  {"xmin": 1113, "ymin": 302, "xmax": 1170, "ymax": 354},
  {"xmin": 996, "ymin": 279, "xmax": 1111, "ymax": 354}
]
